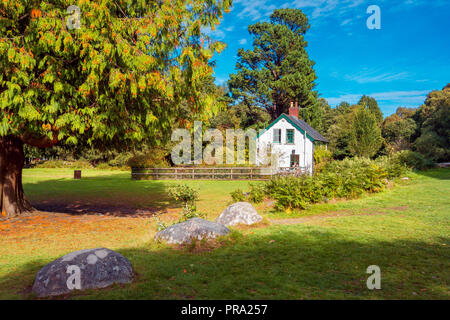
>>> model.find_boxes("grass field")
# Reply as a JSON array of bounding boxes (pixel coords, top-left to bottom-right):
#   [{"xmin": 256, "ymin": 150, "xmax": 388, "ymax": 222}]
[{"xmin": 0, "ymin": 168, "xmax": 448, "ymax": 299}]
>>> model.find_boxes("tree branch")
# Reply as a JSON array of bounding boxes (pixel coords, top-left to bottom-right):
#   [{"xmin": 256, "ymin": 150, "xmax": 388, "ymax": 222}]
[{"xmin": 19, "ymin": 131, "xmax": 59, "ymax": 148}]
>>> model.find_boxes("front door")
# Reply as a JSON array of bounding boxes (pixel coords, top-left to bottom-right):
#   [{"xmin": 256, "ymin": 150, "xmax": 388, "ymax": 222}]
[{"xmin": 290, "ymin": 154, "xmax": 299, "ymax": 168}]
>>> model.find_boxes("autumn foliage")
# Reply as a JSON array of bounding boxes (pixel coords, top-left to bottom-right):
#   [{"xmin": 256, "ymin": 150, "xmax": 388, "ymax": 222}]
[{"xmin": 0, "ymin": 0, "xmax": 232, "ymax": 216}]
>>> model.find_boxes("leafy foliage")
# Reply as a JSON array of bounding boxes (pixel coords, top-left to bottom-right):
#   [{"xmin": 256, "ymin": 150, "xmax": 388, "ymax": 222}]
[
  {"xmin": 382, "ymin": 108, "xmax": 417, "ymax": 154},
  {"xmin": 413, "ymin": 84, "xmax": 450, "ymax": 162},
  {"xmin": 228, "ymin": 8, "xmax": 319, "ymax": 122},
  {"xmin": 0, "ymin": 0, "xmax": 231, "ymax": 148},
  {"xmin": 248, "ymin": 183, "xmax": 265, "ymax": 204},
  {"xmin": 313, "ymin": 144, "xmax": 332, "ymax": 172},
  {"xmin": 324, "ymin": 102, "xmax": 358, "ymax": 160},
  {"xmin": 349, "ymin": 107, "xmax": 383, "ymax": 158},
  {"xmin": 358, "ymin": 95, "xmax": 383, "ymax": 124},
  {"xmin": 265, "ymin": 157, "xmax": 409, "ymax": 211},
  {"xmin": 390, "ymin": 150, "xmax": 435, "ymax": 171},
  {"xmin": 127, "ymin": 147, "xmax": 170, "ymax": 168},
  {"xmin": 230, "ymin": 188, "xmax": 246, "ymax": 202},
  {"xmin": 168, "ymin": 184, "xmax": 204, "ymax": 222},
  {"xmin": 33, "ymin": 159, "xmax": 93, "ymax": 169}
]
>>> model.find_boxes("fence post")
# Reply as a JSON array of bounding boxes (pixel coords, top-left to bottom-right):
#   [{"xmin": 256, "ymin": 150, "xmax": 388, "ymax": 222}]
[
  {"xmin": 230, "ymin": 168, "xmax": 233, "ymax": 180},
  {"xmin": 212, "ymin": 168, "xmax": 215, "ymax": 180},
  {"xmin": 192, "ymin": 168, "xmax": 194, "ymax": 179},
  {"xmin": 175, "ymin": 168, "xmax": 178, "ymax": 180}
]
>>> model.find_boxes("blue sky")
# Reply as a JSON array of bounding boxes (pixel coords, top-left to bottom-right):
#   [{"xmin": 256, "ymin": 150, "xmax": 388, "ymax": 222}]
[{"xmin": 207, "ymin": 0, "xmax": 450, "ymax": 116}]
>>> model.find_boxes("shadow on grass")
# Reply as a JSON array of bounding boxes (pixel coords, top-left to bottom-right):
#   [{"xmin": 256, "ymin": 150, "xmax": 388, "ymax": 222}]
[
  {"xmin": 414, "ymin": 168, "xmax": 450, "ymax": 180},
  {"xmin": 2, "ymin": 229, "xmax": 449, "ymax": 300},
  {"xmin": 23, "ymin": 173, "xmax": 178, "ymax": 217}
]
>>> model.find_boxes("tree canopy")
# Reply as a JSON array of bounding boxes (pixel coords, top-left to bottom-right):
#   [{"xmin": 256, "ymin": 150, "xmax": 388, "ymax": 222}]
[
  {"xmin": 0, "ymin": 0, "xmax": 232, "ymax": 217},
  {"xmin": 358, "ymin": 95, "xmax": 383, "ymax": 124},
  {"xmin": 1, "ymin": 0, "xmax": 231, "ymax": 148},
  {"xmin": 413, "ymin": 84, "xmax": 450, "ymax": 161},
  {"xmin": 349, "ymin": 107, "xmax": 383, "ymax": 158},
  {"xmin": 382, "ymin": 107, "xmax": 417, "ymax": 153},
  {"xmin": 228, "ymin": 8, "xmax": 319, "ymax": 121}
]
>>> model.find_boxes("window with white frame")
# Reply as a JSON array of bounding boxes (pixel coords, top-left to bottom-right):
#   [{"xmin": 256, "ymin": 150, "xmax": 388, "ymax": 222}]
[{"xmin": 273, "ymin": 129, "xmax": 281, "ymax": 143}]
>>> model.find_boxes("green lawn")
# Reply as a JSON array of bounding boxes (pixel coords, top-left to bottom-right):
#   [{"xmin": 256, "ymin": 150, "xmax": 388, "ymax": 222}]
[{"xmin": 0, "ymin": 168, "xmax": 448, "ymax": 299}]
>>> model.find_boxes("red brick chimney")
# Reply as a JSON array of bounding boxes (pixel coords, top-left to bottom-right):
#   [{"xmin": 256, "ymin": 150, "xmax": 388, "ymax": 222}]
[{"xmin": 289, "ymin": 101, "xmax": 299, "ymax": 119}]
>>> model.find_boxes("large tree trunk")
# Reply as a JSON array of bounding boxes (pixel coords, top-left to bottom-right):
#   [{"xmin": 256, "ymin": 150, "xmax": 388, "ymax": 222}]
[{"xmin": 0, "ymin": 135, "xmax": 33, "ymax": 218}]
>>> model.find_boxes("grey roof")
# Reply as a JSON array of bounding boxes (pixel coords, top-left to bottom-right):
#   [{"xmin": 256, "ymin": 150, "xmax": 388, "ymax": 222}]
[{"xmin": 285, "ymin": 114, "xmax": 330, "ymax": 143}]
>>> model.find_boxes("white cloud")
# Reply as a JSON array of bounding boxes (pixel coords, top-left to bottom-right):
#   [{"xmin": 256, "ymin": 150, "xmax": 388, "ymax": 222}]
[
  {"xmin": 341, "ymin": 18, "xmax": 352, "ymax": 26},
  {"xmin": 234, "ymin": 0, "xmax": 367, "ymax": 21},
  {"xmin": 239, "ymin": 38, "xmax": 248, "ymax": 45},
  {"xmin": 234, "ymin": 0, "xmax": 448, "ymax": 23},
  {"xmin": 324, "ymin": 90, "xmax": 431, "ymax": 107},
  {"xmin": 344, "ymin": 71, "xmax": 412, "ymax": 84}
]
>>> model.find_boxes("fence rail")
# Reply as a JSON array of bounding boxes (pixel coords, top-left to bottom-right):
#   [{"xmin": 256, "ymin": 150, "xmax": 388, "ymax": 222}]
[{"xmin": 131, "ymin": 167, "xmax": 276, "ymax": 180}]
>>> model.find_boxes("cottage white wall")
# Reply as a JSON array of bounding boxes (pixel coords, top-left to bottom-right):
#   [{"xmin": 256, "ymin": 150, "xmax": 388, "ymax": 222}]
[{"xmin": 256, "ymin": 118, "xmax": 314, "ymax": 174}]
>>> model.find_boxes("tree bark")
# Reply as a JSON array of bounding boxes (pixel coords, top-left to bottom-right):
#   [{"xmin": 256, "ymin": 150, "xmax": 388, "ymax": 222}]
[{"xmin": 0, "ymin": 135, "xmax": 33, "ymax": 218}]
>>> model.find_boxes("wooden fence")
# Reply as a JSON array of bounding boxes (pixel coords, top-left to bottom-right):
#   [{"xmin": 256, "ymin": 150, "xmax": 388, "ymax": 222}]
[{"xmin": 131, "ymin": 167, "xmax": 276, "ymax": 180}]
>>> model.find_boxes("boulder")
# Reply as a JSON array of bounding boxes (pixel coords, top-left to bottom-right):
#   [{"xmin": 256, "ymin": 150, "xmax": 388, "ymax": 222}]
[
  {"xmin": 155, "ymin": 218, "xmax": 230, "ymax": 244},
  {"xmin": 32, "ymin": 248, "xmax": 133, "ymax": 297},
  {"xmin": 216, "ymin": 202, "xmax": 263, "ymax": 226}
]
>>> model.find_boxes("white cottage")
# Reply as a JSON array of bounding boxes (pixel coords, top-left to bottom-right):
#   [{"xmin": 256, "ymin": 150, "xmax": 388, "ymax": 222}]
[{"xmin": 256, "ymin": 105, "xmax": 329, "ymax": 175}]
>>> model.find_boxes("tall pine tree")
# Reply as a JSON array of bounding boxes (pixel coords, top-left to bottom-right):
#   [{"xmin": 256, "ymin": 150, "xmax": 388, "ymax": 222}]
[
  {"xmin": 349, "ymin": 107, "xmax": 383, "ymax": 158},
  {"xmin": 228, "ymin": 9, "xmax": 319, "ymax": 122}
]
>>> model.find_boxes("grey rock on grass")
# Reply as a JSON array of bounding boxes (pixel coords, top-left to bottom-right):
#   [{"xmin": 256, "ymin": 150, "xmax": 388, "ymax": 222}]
[
  {"xmin": 216, "ymin": 202, "xmax": 262, "ymax": 226},
  {"xmin": 32, "ymin": 248, "xmax": 133, "ymax": 297},
  {"xmin": 155, "ymin": 218, "xmax": 230, "ymax": 244}
]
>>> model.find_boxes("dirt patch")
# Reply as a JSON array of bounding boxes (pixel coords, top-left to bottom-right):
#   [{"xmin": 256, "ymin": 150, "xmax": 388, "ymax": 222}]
[
  {"xmin": 270, "ymin": 206, "xmax": 409, "ymax": 225},
  {"xmin": 388, "ymin": 206, "xmax": 409, "ymax": 211},
  {"xmin": 0, "ymin": 210, "xmax": 150, "ymax": 239}
]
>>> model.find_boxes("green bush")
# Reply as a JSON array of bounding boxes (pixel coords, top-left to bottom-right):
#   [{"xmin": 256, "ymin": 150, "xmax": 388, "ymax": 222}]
[
  {"xmin": 266, "ymin": 177, "xmax": 313, "ymax": 210},
  {"xmin": 94, "ymin": 163, "xmax": 129, "ymax": 171},
  {"xmin": 168, "ymin": 184, "xmax": 204, "ymax": 222},
  {"xmin": 248, "ymin": 184, "xmax": 265, "ymax": 204},
  {"xmin": 265, "ymin": 157, "xmax": 407, "ymax": 211},
  {"xmin": 230, "ymin": 189, "xmax": 247, "ymax": 202},
  {"xmin": 375, "ymin": 156, "xmax": 407, "ymax": 179},
  {"xmin": 127, "ymin": 148, "xmax": 170, "ymax": 168},
  {"xmin": 313, "ymin": 145, "xmax": 332, "ymax": 172},
  {"xmin": 323, "ymin": 157, "xmax": 387, "ymax": 197},
  {"xmin": 391, "ymin": 150, "xmax": 435, "ymax": 171},
  {"xmin": 34, "ymin": 160, "xmax": 93, "ymax": 169}
]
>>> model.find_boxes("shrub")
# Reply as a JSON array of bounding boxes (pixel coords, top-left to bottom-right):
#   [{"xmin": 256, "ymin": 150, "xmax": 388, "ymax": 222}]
[
  {"xmin": 153, "ymin": 217, "xmax": 169, "ymax": 231},
  {"xmin": 127, "ymin": 148, "xmax": 170, "ymax": 168},
  {"xmin": 266, "ymin": 177, "xmax": 313, "ymax": 210},
  {"xmin": 265, "ymin": 157, "xmax": 402, "ymax": 211},
  {"xmin": 34, "ymin": 160, "xmax": 93, "ymax": 169},
  {"xmin": 168, "ymin": 184, "xmax": 204, "ymax": 222},
  {"xmin": 313, "ymin": 145, "xmax": 332, "ymax": 173},
  {"xmin": 248, "ymin": 184, "xmax": 265, "ymax": 204},
  {"xmin": 375, "ymin": 156, "xmax": 407, "ymax": 179},
  {"xmin": 391, "ymin": 150, "xmax": 435, "ymax": 171},
  {"xmin": 230, "ymin": 189, "xmax": 247, "ymax": 202}
]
